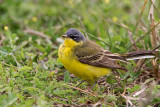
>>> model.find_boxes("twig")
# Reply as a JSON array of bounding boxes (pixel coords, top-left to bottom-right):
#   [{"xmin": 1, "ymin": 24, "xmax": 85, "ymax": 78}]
[
  {"xmin": 107, "ymin": 20, "xmax": 138, "ymax": 50},
  {"xmin": 133, "ymin": 86, "xmax": 147, "ymax": 97},
  {"xmin": 122, "ymin": 94, "xmax": 148, "ymax": 107},
  {"xmin": 24, "ymin": 27, "xmax": 52, "ymax": 44},
  {"xmin": 126, "ymin": 21, "xmax": 160, "ymax": 50},
  {"xmin": 122, "ymin": 95, "xmax": 142, "ymax": 101},
  {"xmin": 127, "ymin": 31, "xmax": 138, "ymax": 50},
  {"xmin": 149, "ymin": 0, "xmax": 160, "ymax": 18},
  {"xmin": 152, "ymin": 45, "xmax": 160, "ymax": 51},
  {"xmin": 148, "ymin": 0, "xmax": 155, "ymax": 20},
  {"xmin": 122, "ymin": 88, "xmax": 126, "ymax": 96},
  {"xmin": 24, "ymin": 27, "xmax": 58, "ymax": 49},
  {"xmin": 107, "ymin": 20, "xmax": 136, "ymax": 34},
  {"xmin": 24, "ymin": 28, "xmax": 51, "ymax": 39},
  {"xmin": 122, "ymin": 94, "xmax": 135, "ymax": 106},
  {"xmin": 82, "ymin": 31, "xmax": 111, "ymax": 46},
  {"xmin": 148, "ymin": 0, "xmax": 160, "ymax": 79},
  {"xmin": 133, "ymin": 59, "xmax": 146, "ymax": 72},
  {"xmin": 132, "ymin": 0, "xmax": 148, "ymax": 37},
  {"xmin": 135, "ymin": 21, "xmax": 160, "ymax": 44},
  {"xmin": 62, "ymin": 84, "xmax": 96, "ymax": 96},
  {"xmin": 151, "ymin": 59, "xmax": 160, "ymax": 79},
  {"xmin": 149, "ymin": 0, "xmax": 158, "ymax": 49}
]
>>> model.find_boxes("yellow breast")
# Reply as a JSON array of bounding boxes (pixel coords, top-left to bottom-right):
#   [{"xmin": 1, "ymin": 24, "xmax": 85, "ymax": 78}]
[{"xmin": 58, "ymin": 39, "xmax": 111, "ymax": 84}]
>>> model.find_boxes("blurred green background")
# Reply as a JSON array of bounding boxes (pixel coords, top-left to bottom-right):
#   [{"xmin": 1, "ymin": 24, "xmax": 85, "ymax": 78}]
[{"xmin": 0, "ymin": 0, "xmax": 160, "ymax": 106}]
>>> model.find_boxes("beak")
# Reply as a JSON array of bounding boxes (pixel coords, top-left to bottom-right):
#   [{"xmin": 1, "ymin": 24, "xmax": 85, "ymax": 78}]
[{"xmin": 62, "ymin": 35, "xmax": 68, "ymax": 38}]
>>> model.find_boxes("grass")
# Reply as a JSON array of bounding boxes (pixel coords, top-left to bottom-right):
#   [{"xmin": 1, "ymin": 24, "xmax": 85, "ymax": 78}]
[{"xmin": 0, "ymin": 0, "xmax": 160, "ymax": 106}]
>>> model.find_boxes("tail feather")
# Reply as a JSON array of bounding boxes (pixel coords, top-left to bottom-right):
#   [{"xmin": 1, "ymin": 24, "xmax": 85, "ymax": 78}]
[
  {"xmin": 126, "ymin": 55, "xmax": 155, "ymax": 60},
  {"xmin": 120, "ymin": 50, "xmax": 155, "ymax": 61}
]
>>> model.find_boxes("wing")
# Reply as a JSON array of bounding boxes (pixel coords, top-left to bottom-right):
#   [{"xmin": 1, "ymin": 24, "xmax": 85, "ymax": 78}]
[{"xmin": 74, "ymin": 40, "xmax": 127, "ymax": 70}]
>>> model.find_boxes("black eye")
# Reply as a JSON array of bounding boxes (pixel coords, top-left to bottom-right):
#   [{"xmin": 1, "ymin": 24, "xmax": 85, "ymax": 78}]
[
  {"xmin": 70, "ymin": 34, "xmax": 73, "ymax": 36},
  {"xmin": 70, "ymin": 34, "xmax": 76, "ymax": 40}
]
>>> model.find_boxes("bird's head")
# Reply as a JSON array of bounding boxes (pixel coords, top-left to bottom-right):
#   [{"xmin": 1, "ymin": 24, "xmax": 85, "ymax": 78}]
[{"xmin": 62, "ymin": 28, "xmax": 86, "ymax": 47}]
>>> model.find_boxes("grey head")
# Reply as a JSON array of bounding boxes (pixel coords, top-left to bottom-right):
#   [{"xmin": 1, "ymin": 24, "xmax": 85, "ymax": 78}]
[{"xmin": 63, "ymin": 28, "xmax": 86, "ymax": 42}]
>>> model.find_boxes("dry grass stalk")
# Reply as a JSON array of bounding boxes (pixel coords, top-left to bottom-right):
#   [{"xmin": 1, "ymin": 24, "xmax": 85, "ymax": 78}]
[
  {"xmin": 135, "ymin": 21, "xmax": 160, "ymax": 45},
  {"xmin": 24, "ymin": 27, "xmax": 53, "ymax": 45},
  {"xmin": 24, "ymin": 28, "xmax": 51, "ymax": 39},
  {"xmin": 131, "ymin": 0, "xmax": 148, "ymax": 37},
  {"xmin": 127, "ymin": 31, "xmax": 138, "ymax": 51},
  {"xmin": 149, "ymin": 0, "xmax": 158, "ymax": 49},
  {"xmin": 148, "ymin": 0, "xmax": 160, "ymax": 81},
  {"xmin": 133, "ymin": 59, "xmax": 146, "ymax": 72},
  {"xmin": 151, "ymin": 59, "xmax": 160, "ymax": 80},
  {"xmin": 62, "ymin": 84, "xmax": 96, "ymax": 96},
  {"xmin": 149, "ymin": 0, "xmax": 160, "ymax": 18}
]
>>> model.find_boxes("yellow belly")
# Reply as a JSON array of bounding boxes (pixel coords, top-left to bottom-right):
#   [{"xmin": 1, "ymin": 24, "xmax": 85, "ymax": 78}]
[{"xmin": 58, "ymin": 44, "xmax": 111, "ymax": 84}]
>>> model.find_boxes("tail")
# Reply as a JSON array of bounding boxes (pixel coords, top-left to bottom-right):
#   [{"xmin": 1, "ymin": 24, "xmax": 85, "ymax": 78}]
[
  {"xmin": 120, "ymin": 50, "xmax": 155, "ymax": 61},
  {"xmin": 120, "ymin": 45, "xmax": 160, "ymax": 61}
]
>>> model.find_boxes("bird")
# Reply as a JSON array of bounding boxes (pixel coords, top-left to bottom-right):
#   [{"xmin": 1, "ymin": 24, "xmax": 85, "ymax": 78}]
[{"xmin": 58, "ymin": 28, "xmax": 156, "ymax": 89}]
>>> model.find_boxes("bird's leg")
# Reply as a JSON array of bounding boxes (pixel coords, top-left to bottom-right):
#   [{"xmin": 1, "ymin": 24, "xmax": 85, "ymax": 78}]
[
  {"xmin": 91, "ymin": 81, "xmax": 97, "ymax": 90},
  {"xmin": 76, "ymin": 80, "xmax": 85, "ymax": 87}
]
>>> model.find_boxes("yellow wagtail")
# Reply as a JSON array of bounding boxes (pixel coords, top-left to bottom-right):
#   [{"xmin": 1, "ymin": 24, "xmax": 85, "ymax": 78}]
[{"xmin": 58, "ymin": 28, "xmax": 156, "ymax": 88}]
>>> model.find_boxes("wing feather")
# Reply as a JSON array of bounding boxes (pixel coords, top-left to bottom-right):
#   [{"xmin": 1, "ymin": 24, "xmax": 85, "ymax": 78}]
[{"xmin": 74, "ymin": 40, "xmax": 127, "ymax": 70}]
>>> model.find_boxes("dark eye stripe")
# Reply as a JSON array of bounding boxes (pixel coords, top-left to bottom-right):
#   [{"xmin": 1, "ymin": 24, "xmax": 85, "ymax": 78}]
[{"xmin": 71, "ymin": 34, "xmax": 78, "ymax": 37}]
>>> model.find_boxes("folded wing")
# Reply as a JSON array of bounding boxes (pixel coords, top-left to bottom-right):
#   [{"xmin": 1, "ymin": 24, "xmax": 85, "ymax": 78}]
[{"xmin": 74, "ymin": 40, "xmax": 127, "ymax": 70}]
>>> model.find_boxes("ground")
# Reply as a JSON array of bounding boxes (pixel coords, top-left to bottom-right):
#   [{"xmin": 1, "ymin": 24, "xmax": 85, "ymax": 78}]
[{"xmin": 0, "ymin": 0, "xmax": 160, "ymax": 106}]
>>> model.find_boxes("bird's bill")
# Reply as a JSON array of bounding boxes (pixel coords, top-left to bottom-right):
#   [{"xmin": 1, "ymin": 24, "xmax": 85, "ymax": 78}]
[{"xmin": 62, "ymin": 35, "xmax": 69, "ymax": 38}]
